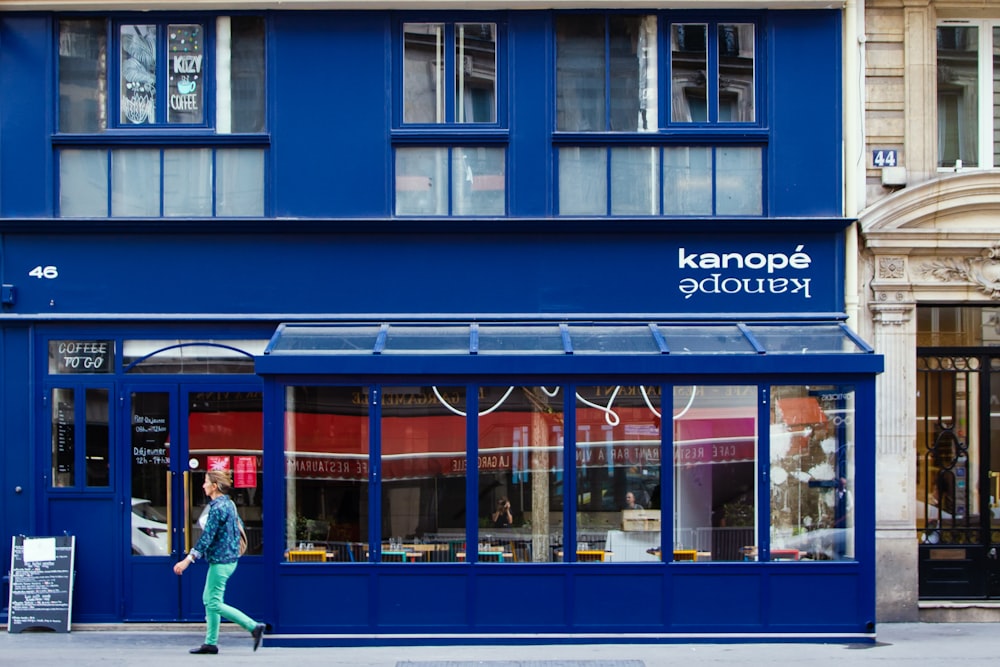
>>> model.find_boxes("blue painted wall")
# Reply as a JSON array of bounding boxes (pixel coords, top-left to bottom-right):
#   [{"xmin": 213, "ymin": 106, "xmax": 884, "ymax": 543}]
[{"xmin": 0, "ymin": 10, "xmax": 844, "ymax": 219}]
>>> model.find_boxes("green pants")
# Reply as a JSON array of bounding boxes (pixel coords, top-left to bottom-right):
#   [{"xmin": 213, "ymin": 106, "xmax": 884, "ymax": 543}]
[{"xmin": 202, "ymin": 561, "xmax": 256, "ymax": 645}]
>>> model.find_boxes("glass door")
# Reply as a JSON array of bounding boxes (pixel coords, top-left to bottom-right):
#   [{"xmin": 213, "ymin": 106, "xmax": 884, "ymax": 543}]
[{"xmin": 124, "ymin": 384, "xmax": 263, "ymax": 620}]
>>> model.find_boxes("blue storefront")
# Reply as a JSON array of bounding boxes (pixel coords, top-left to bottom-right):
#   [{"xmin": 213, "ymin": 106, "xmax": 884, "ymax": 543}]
[{"xmin": 0, "ymin": 4, "xmax": 882, "ymax": 643}]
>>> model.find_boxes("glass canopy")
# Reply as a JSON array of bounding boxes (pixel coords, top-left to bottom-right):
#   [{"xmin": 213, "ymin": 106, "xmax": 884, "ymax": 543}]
[{"xmin": 264, "ymin": 321, "xmax": 874, "ymax": 356}]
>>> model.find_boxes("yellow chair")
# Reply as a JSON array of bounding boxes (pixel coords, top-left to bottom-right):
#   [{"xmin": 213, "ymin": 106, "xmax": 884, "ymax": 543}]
[
  {"xmin": 576, "ymin": 550, "xmax": 606, "ymax": 562},
  {"xmin": 287, "ymin": 549, "xmax": 327, "ymax": 562}
]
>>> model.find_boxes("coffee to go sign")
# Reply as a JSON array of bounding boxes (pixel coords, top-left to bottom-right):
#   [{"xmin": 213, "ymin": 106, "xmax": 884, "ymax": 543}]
[{"xmin": 48, "ymin": 340, "xmax": 114, "ymax": 374}]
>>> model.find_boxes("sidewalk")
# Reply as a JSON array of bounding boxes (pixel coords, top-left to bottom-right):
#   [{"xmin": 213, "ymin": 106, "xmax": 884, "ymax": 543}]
[{"xmin": 1, "ymin": 623, "xmax": 999, "ymax": 666}]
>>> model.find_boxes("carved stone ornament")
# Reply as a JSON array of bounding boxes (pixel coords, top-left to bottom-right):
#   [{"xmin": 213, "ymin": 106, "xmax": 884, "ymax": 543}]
[
  {"xmin": 920, "ymin": 243, "xmax": 1000, "ymax": 299},
  {"xmin": 877, "ymin": 256, "xmax": 906, "ymax": 280}
]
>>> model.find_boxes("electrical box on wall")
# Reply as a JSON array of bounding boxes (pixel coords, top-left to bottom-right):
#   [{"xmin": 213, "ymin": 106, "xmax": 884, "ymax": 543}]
[{"xmin": 881, "ymin": 166, "xmax": 907, "ymax": 187}]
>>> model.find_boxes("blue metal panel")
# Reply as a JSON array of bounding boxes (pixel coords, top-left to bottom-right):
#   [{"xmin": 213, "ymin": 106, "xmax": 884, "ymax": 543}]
[
  {"xmin": 0, "ymin": 17, "xmax": 53, "ymax": 217},
  {"xmin": 508, "ymin": 12, "xmax": 552, "ymax": 216},
  {"xmin": 671, "ymin": 570, "xmax": 764, "ymax": 628},
  {"xmin": 768, "ymin": 11, "xmax": 843, "ymax": 217},
  {"xmin": 270, "ymin": 13, "xmax": 391, "ymax": 218},
  {"xmin": 1, "ymin": 327, "xmax": 33, "ymax": 605},
  {"xmin": 48, "ymin": 497, "xmax": 121, "ymax": 621},
  {"xmin": 0, "ymin": 228, "xmax": 848, "ymax": 318}
]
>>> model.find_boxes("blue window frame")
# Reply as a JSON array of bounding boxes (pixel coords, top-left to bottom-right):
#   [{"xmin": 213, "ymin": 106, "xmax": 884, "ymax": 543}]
[
  {"xmin": 55, "ymin": 16, "xmax": 268, "ymax": 218},
  {"xmin": 392, "ymin": 16, "xmax": 508, "ymax": 216},
  {"xmin": 554, "ymin": 12, "xmax": 766, "ymax": 217}
]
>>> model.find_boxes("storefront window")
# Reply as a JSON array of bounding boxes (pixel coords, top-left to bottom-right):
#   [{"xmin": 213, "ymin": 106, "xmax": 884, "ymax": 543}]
[
  {"xmin": 50, "ymin": 387, "xmax": 111, "ymax": 488},
  {"xmin": 285, "ymin": 386, "xmax": 369, "ymax": 563},
  {"xmin": 673, "ymin": 385, "xmax": 757, "ymax": 562},
  {"xmin": 380, "ymin": 386, "xmax": 466, "ymax": 563},
  {"xmin": 576, "ymin": 385, "xmax": 661, "ymax": 563},
  {"xmin": 769, "ymin": 385, "xmax": 855, "ymax": 561},
  {"xmin": 52, "ymin": 388, "xmax": 76, "ymax": 487},
  {"xmin": 478, "ymin": 386, "xmax": 563, "ymax": 563}
]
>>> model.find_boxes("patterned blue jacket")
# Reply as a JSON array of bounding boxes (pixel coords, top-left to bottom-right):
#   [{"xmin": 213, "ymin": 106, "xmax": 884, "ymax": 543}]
[{"xmin": 190, "ymin": 495, "xmax": 241, "ymax": 564}]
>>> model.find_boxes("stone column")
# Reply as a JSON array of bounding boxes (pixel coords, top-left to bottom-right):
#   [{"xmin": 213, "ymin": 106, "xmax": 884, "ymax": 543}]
[{"xmin": 870, "ymin": 259, "xmax": 919, "ymax": 621}]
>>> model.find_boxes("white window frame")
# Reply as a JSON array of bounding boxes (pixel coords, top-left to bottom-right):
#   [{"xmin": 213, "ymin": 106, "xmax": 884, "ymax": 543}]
[{"xmin": 936, "ymin": 19, "xmax": 999, "ymax": 171}]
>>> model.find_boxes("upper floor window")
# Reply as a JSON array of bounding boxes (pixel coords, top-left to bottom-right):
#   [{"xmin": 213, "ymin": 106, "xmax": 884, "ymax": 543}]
[
  {"xmin": 936, "ymin": 21, "xmax": 1000, "ymax": 170},
  {"xmin": 555, "ymin": 15, "xmax": 757, "ymax": 132},
  {"xmin": 671, "ymin": 22, "xmax": 755, "ymax": 123},
  {"xmin": 402, "ymin": 22, "xmax": 498, "ymax": 124},
  {"xmin": 59, "ymin": 17, "xmax": 265, "ymax": 133}
]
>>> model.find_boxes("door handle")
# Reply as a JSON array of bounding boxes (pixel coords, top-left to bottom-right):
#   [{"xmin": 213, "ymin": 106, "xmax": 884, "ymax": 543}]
[
  {"xmin": 183, "ymin": 471, "xmax": 191, "ymax": 553},
  {"xmin": 166, "ymin": 470, "xmax": 172, "ymax": 553}
]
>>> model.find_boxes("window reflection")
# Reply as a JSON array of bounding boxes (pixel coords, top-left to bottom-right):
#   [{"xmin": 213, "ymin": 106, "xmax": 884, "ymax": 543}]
[
  {"xmin": 380, "ymin": 386, "xmax": 466, "ymax": 563},
  {"xmin": 285, "ymin": 386, "xmax": 369, "ymax": 563},
  {"xmin": 673, "ymin": 385, "xmax": 757, "ymax": 562},
  {"xmin": 478, "ymin": 386, "xmax": 563, "ymax": 563},
  {"xmin": 576, "ymin": 385, "xmax": 662, "ymax": 563},
  {"xmin": 769, "ymin": 386, "xmax": 855, "ymax": 561}
]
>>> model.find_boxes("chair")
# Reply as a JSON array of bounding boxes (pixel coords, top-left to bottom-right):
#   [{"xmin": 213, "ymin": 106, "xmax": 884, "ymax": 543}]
[{"xmin": 287, "ymin": 549, "xmax": 327, "ymax": 562}]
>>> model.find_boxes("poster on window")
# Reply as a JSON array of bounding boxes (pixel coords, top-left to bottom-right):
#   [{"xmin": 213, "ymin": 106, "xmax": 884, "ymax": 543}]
[
  {"xmin": 207, "ymin": 455, "xmax": 230, "ymax": 472},
  {"xmin": 167, "ymin": 24, "xmax": 204, "ymax": 124},
  {"xmin": 234, "ymin": 456, "xmax": 257, "ymax": 489}
]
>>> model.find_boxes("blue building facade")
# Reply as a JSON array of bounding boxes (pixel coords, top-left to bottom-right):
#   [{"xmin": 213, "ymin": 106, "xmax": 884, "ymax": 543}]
[{"xmin": 0, "ymin": 6, "xmax": 882, "ymax": 643}]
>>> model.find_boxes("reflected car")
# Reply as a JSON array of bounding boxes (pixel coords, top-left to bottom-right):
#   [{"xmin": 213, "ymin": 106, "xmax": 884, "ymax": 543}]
[{"xmin": 132, "ymin": 498, "xmax": 170, "ymax": 556}]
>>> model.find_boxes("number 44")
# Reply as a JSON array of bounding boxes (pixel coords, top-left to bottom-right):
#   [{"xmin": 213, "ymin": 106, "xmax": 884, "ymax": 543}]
[
  {"xmin": 873, "ymin": 150, "xmax": 898, "ymax": 167},
  {"xmin": 29, "ymin": 266, "xmax": 58, "ymax": 279}
]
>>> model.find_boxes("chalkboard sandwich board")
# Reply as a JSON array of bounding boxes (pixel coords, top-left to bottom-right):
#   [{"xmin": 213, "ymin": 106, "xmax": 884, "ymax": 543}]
[{"xmin": 8, "ymin": 535, "xmax": 75, "ymax": 633}]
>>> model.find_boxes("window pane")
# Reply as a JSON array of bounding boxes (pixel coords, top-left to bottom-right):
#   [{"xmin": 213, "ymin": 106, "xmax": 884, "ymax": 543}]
[
  {"xmin": 59, "ymin": 19, "xmax": 107, "ymax": 133},
  {"xmin": 227, "ymin": 17, "xmax": 266, "ymax": 133},
  {"xmin": 217, "ymin": 149, "xmax": 265, "ymax": 216},
  {"xmin": 123, "ymin": 339, "xmax": 265, "ymax": 374},
  {"xmin": 995, "ymin": 27, "xmax": 1000, "ymax": 167},
  {"xmin": 556, "ymin": 15, "xmax": 606, "ymax": 131},
  {"xmin": 718, "ymin": 24, "xmax": 755, "ymax": 122},
  {"xmin": 120, "ymin": 24, "xmax": 157, "ymax": 125},
  {"xmin": 285, "ymin": 386, "xmax": 369, "ymax": 563},
  {"xmin": 559, "ymin": 147, "xmax": 606, "ymax": 215},
  {"xmin": 167, "ymin": 24, "xmax": 204, "ymax": 124},
  {"xmin": 188, "ymin": 391, "xmax": 264, "ymax": 556},
  {"xmin": 455, "ymin": 23, "xmax": 496, "ymax": 123},
  {"xmin": 452, "ymin": 147, "xmax": 505, "ymax": 215},
  {"xmin": 111, "ymin": 149, "xmax": 160, "ymax": 217},
  {"xmin": 395, "ymin": 147, "xmax": 448, "ymax": 215},
  {"xmin": 673, "ymin": 385, "xmax": 757, "ymax": 562},
  {"xmin": 611, "ymin": 146, "xmax": 659, "ymax": 215},
  {"xmin": 663, "ymin": 146, "xmax": 711, "ymax": 215},
  {"xmin": 404, "ymin": 23, "xmax": 444, "ymax": 123},
  {"xmin": 60, "ymin": 149, "xmax": 108, "ymax": 217},
  {"xmin": 130, "ymin": 392, "xmax": 171, "ymax": 556},
  {"xmin": 52, "ymin": 388, "xmax": 75, "ymax": 487},
  {"xmin": 671, "ymin": 24, "xmax": 707, "ymax": 122},
  {"xmin": 85, "ymin": 389, "xmax": 110, "ymax": 487},
  {"xmin": 577, "ymin": 385, "xmax": 662, "ymax": 563},
  {"xmin": 770, "ymin": 386, "xmax": 855, "ymax": 561},
  {"xmin": 716, "ymin": 146, "xmax": 762, "ymax": 215},
  {"xmin": 381, "ymin": 386, "xmax": 465, "ymax": 563},
  {"xmin": 478, "ymin": 386, "xmax": 563, "ymax": 563},
  {"xmin": 609, "ymin": 16, "xmax": 656, "ymax": 132},
  {"xmin": 163, "ymin": 149, "xmax": 212, "ymax": 216},
  {"xmin": 937, "ymin": 26, "xmax": 979, "ymax": 168}
]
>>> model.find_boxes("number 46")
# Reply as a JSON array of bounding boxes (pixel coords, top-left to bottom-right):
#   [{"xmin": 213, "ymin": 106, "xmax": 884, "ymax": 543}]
[{"xmin": 29, "ymin": 266, "xmax": 58, "ymax": 279}]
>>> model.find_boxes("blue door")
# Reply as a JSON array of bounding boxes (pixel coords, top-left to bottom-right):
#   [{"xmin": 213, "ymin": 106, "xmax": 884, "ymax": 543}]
[{"xmin": 124, "ymin": 383, "xmax": 265, "ymax": 621}]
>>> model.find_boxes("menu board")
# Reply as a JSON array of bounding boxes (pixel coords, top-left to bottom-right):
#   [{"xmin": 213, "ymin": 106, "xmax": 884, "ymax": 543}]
[{"xmin": 7, "ymin": 536, "xmax": 76, "ymax": 633}]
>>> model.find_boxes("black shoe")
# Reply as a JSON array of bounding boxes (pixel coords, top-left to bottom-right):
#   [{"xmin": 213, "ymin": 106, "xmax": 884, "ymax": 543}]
[
  {"xmin": 251, "ymin": 623, "xmax": 267, "ymax": 652},
  {"xmin": 189, "ymin": 644, "xmax": 219, "ymax": 655}
]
